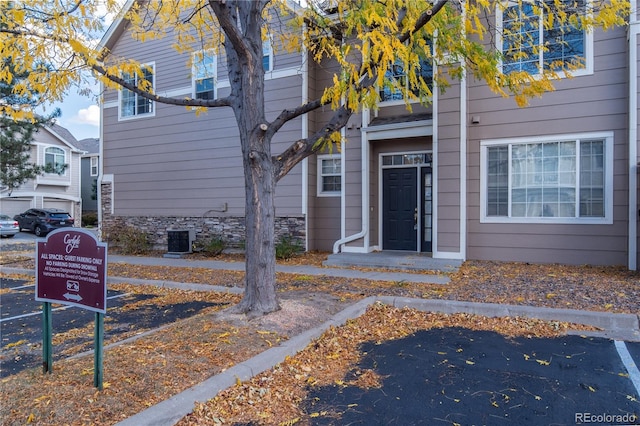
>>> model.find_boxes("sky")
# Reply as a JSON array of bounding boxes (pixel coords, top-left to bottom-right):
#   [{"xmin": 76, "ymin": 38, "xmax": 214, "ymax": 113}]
[
  {"xmin": 48, "ymin": 1, "xmax": 121, "ymax": 142},
  {"xmin": 52, "ymin": 85, "xmax": 101, "ymax": 141}
]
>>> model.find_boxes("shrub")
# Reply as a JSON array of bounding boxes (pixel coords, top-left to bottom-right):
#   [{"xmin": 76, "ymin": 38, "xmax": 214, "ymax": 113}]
[
  {"xmin": 81, "ymin": 212, "xmax": 98, "ymax": 227},
  {"xmin": 102, "ymin": 223, "xmax": 150, "ymax": 255},
  {"xmin": 275, "ymin": 235, "xmax": 303, "ymax": 260},
  {"xmin": 193, "ymin": 235, "xmax": 226, "ymax": 256}
]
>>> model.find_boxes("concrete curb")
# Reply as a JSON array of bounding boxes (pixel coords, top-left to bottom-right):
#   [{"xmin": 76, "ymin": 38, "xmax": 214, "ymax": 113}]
[
  {"xmin": 115, "ymin": 296, "xmax": 640, "ymax": 426},
  {"xmin": 115, "ymin": 298, "xmax": 375, "ymax": 426},
  {"xmin": 379, "ymin": 297, "xmax": 640, "ymax": 334}
]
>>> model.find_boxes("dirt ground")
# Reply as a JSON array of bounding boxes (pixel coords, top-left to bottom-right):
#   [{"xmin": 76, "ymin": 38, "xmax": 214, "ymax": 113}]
[{"xmin": 0, "ymin": 249, "xmax": 638, "ymax": 425}]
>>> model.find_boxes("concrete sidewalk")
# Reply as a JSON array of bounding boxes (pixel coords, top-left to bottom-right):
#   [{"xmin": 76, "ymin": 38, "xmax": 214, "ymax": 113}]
[{"xmin": 107, "ymin": 254, "xmax": 451, "ymax": 285}]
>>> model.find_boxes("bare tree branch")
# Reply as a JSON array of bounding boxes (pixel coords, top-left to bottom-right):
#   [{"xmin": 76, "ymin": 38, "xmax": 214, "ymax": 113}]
[
  {"xmin": 269, "ymin": 98, "xmax": 326, "ymax": 134},
  {"xmin": 21, "ymin": 0, "xmax": 85, "ymax": 23},
  {"xmin": 90, "ymin": 62, "xmax": 232, "ymax": 108},
  {"xmin": 208, "ymin": 0, "xmax": 251, "ymax": 62},
  {"xmin": 399, "ymin": 0, "xmax": 449, "ymax": 43},
  {"xmin": 273, "ymin": 105, "xmax": 352, "ymax": 181}
]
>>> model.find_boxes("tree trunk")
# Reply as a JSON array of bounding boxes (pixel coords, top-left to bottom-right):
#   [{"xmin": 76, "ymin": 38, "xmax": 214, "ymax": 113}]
[
  {"xmin": 234, "ymin": 146, "xmax": 280, "ymax": 316},
  {"xmin": 217, "ymin": 0, "xmax": 279, "ymax": 316}
]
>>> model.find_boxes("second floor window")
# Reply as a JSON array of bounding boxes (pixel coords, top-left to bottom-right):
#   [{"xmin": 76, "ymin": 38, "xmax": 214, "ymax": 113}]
[
  {"xmin": 45, "ymin": 147, "xmax": 66, "ymax": 174},
  {"xmin": 90, "ymin": 156, "xmax": 98, "ymax": 176},
  {"xmin": 120, "ymin": 64, "xmax": 154, "ymax": 118},
  {"xmin": 263, "ymin": 38, "xmax": 273, "ymax": 72},
  {"xmin": 193, "ymin": 50, "xmax": 216, "ymax": 100},
  {"xmin": 500, "ymin": 0, "xmax": 589, "ymax": 75},
  {"xmin": 379, "ymin": 43, "xmax": 433, "ymax": 103}
]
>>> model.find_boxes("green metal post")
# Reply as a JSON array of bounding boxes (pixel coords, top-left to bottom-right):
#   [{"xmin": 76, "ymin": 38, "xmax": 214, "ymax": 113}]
[
  {"xmin": 94, "ymin": 312, "xmax": 104, "ymax": 390},
  {"xmin": 42, "ymin": 302, "xmax": 52, "ymax": 373}
]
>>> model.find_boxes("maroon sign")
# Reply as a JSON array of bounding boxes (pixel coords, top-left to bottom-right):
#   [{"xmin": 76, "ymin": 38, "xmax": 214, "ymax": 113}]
[{"xmin": 36, "ymin": 228, "xmax": 108, "ymax": 313}]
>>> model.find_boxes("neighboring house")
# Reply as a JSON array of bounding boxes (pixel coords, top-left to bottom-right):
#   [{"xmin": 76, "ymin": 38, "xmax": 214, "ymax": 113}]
[
  {"xmin": 0, "ymin": 124, "xmax": 83, "ymax": 222},
  {"xmin": 98, "ymin": 2, "xmax": 639, "ymax": 269},
  {"xmin": 72, "ymin": 138, "xmax": 100, "ymax": 215}
]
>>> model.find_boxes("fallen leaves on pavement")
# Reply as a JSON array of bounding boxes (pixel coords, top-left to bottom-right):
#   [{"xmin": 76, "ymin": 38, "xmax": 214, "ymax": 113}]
[{"xmin": 179, "ymin": 303, "xmax": 598, "ymax": 425}]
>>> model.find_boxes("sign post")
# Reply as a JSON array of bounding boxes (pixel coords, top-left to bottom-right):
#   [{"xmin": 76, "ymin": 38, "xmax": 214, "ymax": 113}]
[
  {"xmin": 36, "ymin": 228, "xmax": 108, "ymax": 388},
  {"xmin": 42, "ymin": 302, "xmax": 52, "ymax": 373}
]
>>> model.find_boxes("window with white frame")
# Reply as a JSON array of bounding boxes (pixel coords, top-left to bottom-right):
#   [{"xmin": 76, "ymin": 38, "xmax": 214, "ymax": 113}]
[
  {"xmin": 90, "ymin": 156, "xmax": 98, "ymax": 176},
  {"xmin": 317, "ymin": 155, "xmax": 341, "ymax": 196},
  {"xmin": 193, "ymin": 50, "xmax": 216, "ymax": 100},
  {"xmin": 499, "ymin": 0, "xmax": 591, "ymax": 76},
  {"xmin": 120, "ymin": 64, "xmax": 154, "ymax": 118},
  {"xmin": 379, "ymin": 38, "xmax": 434, "ymax": 103},
  {"xmin": 45, "ymin": 147, "xmax": 66, "ymax": 174},
  {"xmin": 481, "ymin": 133, "xmax": 613, "ymax": 223},
  {"xmin": 263, "ymin": 38, "xmax": 273, "ymax": 72},
  {"xmin": 380, "ymin": 55, "xmax": 433, "ymax": 102}
]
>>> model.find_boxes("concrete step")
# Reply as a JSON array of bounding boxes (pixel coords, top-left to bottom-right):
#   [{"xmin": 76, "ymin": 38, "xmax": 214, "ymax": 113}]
[{"xmin": 323, "ymin": 251, "xmax": 462, "ymax": 273}]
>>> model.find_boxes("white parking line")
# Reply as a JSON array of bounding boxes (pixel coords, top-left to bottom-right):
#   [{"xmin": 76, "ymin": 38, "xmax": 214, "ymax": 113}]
[
  {"xmin": 0, "ymin": 293, "xmax": 131, "ymax": 323},
  {"xmin": 615, "ymin": 340, "xmax": 640, "ymax": 397},
  {"xmin": 6, "ymin": 284, "xmax": 35, "ymax": 290}
]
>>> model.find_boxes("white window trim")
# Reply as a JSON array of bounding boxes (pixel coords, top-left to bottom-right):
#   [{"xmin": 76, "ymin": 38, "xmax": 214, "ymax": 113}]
[
  {"xmin": 43, "ymin": 146, "xmax": 67, "ymax": 176},
  {"xmin": 378, "ymin": 40, "xmax": 435, "ymax": 106},
  {"xmin": 317, "ymin": 154, "xmax": 342, "ymax": 197},
  {"xmin": 479, "ymin": 131, "xmax": 614, "ymax": 224},
  {"xmin": 263, "ymin": 37, "xmax": 273, "ymax": 72},
  {"xmin": 192, "ymin": 50, "xmax": 217, "ymax": 100},
  {"xmin": 496, "ymin": 1, "xmax": 594, "ymax": 78},
  {"xmin": 118, "ymin": 62, "xmax": 156, "ymax": 121},
  {"xmin": 90, "ymin": 156, "xmax": 98, "ymax": 177}
]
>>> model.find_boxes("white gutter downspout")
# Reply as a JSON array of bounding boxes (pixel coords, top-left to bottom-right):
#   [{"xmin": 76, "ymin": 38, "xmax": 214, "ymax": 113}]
[
  {"xmin": 301, "ymin": 23, "xmax": 309, "ymax": 251},
  {"xmin": 333, "ymin": 107, "xmax": 370, "ymax": 253},
  {"xmin": 459, "ymin": 66, "xmax": 468, "ymax": 260},
  {"xmin": 459, "ymin": 4, "xmax": 468, "ymax": 260},
  {"xmin": 629, "ymin": 0, "xmax": 638, "ymax": 270},
  {"xmin": 97, "ymin": 80, "xmax": 104, "ymax": 230}
]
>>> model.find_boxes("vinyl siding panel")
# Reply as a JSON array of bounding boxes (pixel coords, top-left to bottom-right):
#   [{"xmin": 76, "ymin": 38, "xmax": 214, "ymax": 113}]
[
  {"xmin": 311, "ymin": 198, "xmax": 341, "ymax": 251},
  {"xmin": 102, "ymin": 20, "xmax": 304, "ymax": 219},
  {"xmin": 466, "ymin": 27, "xmax": 629, "ymax": 266},
  {"xmin": 436, "ymin": 78, "xmax": 461, "ymax": 254}
]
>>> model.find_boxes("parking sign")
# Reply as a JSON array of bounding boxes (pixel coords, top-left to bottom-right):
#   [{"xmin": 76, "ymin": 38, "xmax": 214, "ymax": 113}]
[{"xmin": 36, "ymin": 228, "xmax": 107, "ymax": 313}]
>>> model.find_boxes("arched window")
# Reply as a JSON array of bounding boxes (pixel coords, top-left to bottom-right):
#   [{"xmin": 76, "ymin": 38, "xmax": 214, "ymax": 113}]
[{"xmin": 45, "ymin": 147, "xmax": 66, "ymax": 174}]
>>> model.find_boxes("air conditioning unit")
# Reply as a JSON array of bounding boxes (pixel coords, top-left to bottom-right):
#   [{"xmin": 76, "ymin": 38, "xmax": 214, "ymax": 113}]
[{"xmin": 167, "ymin": 229, "xmax": 195, "ymax": 254}]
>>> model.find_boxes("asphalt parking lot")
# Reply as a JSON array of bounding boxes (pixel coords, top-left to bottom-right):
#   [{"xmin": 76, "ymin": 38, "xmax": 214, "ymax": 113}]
[
  {"xmin": 303, "ymin": 327, "xmax": 640, "ymax": 425},
  {"xmin": 0, "ymin": 276, "xmax": 226, "ymax": 377}
]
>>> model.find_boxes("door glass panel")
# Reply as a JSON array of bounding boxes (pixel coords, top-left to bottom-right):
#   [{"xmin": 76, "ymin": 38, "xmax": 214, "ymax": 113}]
[{"xmin": 423, "ymin": 169, "xmax": 433, "ymax": 252}]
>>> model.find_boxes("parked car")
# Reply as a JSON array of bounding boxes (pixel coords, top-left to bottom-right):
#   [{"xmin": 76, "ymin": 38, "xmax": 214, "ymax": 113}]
[
  {"xmin": 0, "ymin": 214, "xmax": 20, "ymax": 238},
  {"xmin": 13, "ymin": 208, "xmax": 74, "ymax": 237}
]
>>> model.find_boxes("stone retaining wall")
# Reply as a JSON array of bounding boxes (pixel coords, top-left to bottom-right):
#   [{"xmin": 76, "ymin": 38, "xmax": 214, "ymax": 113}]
[{"xmin": 100, "ymin": 182, "xmax": 305, "ymax": 250}]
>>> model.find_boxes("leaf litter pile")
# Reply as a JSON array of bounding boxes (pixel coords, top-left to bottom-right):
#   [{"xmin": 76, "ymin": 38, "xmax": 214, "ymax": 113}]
[{"xmin": 1, "ymin": 249, "xmax": 639, "ymax": 425}]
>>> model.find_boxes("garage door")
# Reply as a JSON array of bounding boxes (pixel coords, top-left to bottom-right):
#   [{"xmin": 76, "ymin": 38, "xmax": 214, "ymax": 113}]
[
  {"xmin": 0, "ymin": 199, "xmax": 32, "ymax": 217},
  {"xmin": 43, "ymin": 199, "xmax": 73, "ymax": 212}
]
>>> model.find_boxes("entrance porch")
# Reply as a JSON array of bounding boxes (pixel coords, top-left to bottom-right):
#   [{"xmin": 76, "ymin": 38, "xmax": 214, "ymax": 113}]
[{"xmin": 323, "ymin": 251, "xmax": 462, "ymax": 273}]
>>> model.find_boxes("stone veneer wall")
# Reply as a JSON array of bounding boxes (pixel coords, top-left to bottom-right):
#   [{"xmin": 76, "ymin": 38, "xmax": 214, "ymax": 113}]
[{"xmin": 100, "ymin": 182, "xmax": 305, "ymax": 250}]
